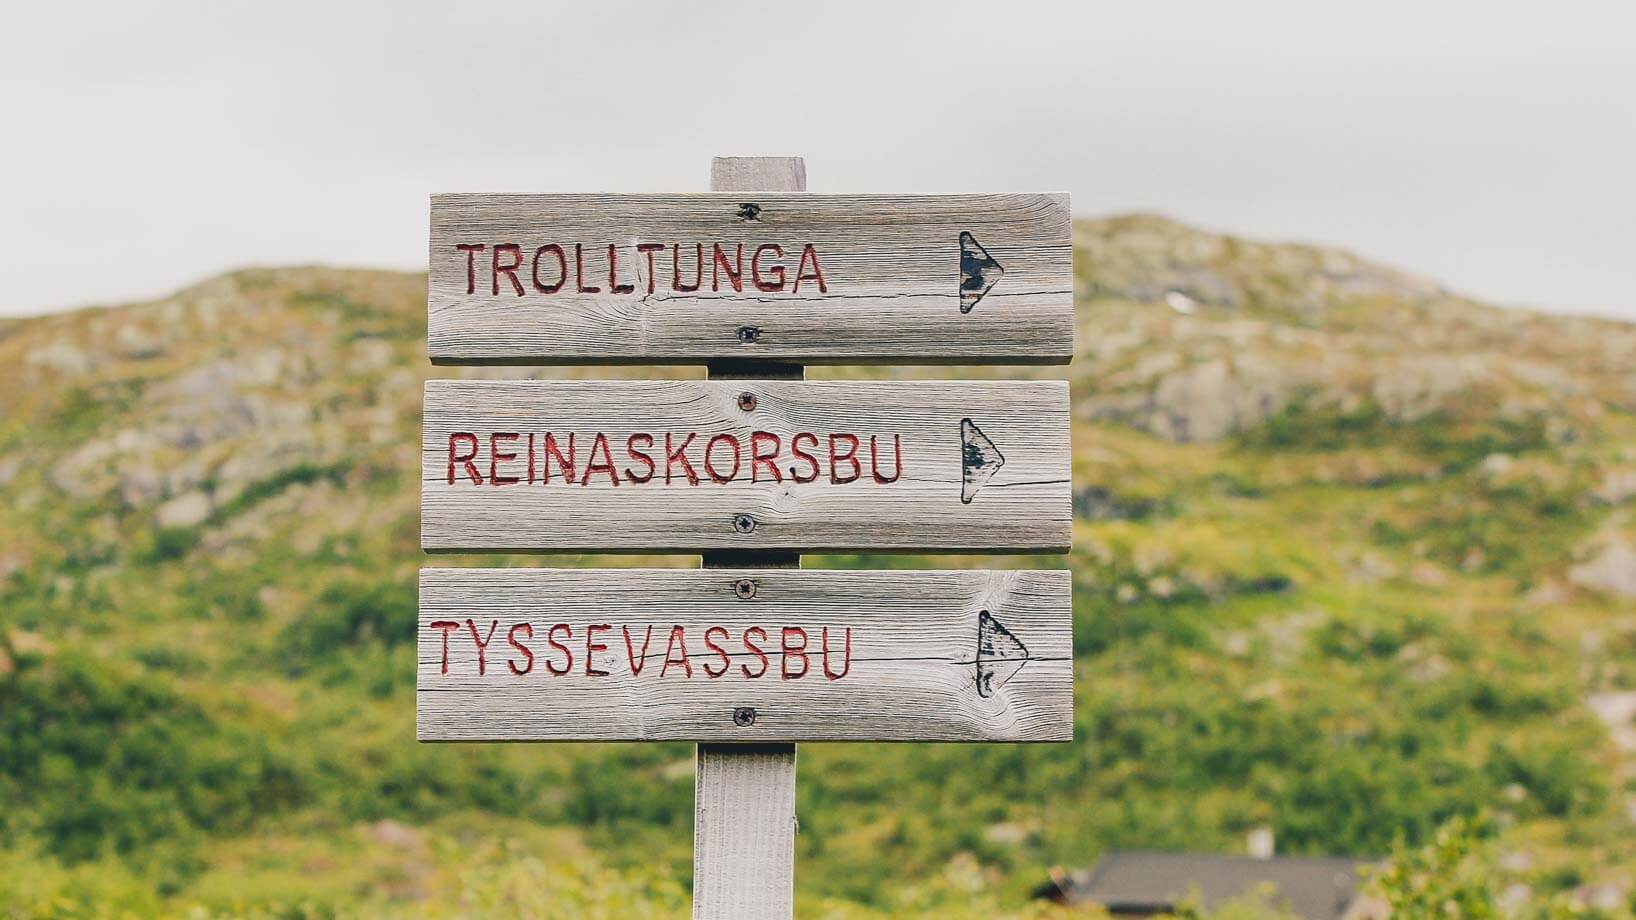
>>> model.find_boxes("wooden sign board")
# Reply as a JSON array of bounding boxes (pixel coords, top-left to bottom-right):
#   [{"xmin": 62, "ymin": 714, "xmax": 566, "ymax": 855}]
[
  {"xmin": 417, "ymin": 568, "xmax": 1072, "ymax": 742},
  {"xmin": 421, "ymin": 379, "xmax": 1071, "ymax": 553},
  {"xmin": 427, "ymin": 193, "xmax": 1073, "ymax": 365}
]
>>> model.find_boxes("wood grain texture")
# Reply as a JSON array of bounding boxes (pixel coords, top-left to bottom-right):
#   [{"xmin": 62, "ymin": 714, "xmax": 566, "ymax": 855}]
[
  {"xmin": 420, "ymin": 379, "xmax": 1072, "ymax": 553},
  {"xmin": 693, "ymin": 743, "xmax": 796, "ymax": 918},
  {"xmin": 710, "ymin": 156, "xmax": 806, "ymax": 194},
  {"xmin": 695, "ymin": 153, "xmax": 801, "ymax": 920},
  {"xmin": 416, "ymin": 568, "xmax": 1073, "ymax": 742},
  {"xmin": 427, "ymin": 192, "xmax": 1073, "ymax": 365}
]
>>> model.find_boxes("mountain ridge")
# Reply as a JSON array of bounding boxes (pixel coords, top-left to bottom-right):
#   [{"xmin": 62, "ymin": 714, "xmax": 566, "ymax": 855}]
[{"xmin": 3, "ymin": 215, "xmax": 1635, "ymax": 915}]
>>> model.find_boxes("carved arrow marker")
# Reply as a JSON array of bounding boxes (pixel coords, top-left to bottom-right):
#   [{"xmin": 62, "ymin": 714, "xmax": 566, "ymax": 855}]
[
  {"xmin": 960, "ymin": 418, "xmax": 1005, "ymax": 504},
  {"xmin": 959, "ymin": 231, "xmax": 1004, "ymax": 313},
  {"xmin": 976, "ymin": 609, "xmax": 1030, "ymax": 698}
]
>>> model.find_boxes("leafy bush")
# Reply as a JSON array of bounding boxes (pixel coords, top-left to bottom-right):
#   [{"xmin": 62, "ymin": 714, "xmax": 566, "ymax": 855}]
[
  {"xmin": 0, "ymin": 649, "xmax": 309, "ymax": 863},
  {"xmin": 278, "ymin": 577, "xmax": 416, "ymax": 671},
  {"xmin": 1240, "ymin": 400, "xmax": 1550, "ymax": 472},
  {"xmin": 141, "ymin": 525, "xmax": 202, "ymax": 563}
]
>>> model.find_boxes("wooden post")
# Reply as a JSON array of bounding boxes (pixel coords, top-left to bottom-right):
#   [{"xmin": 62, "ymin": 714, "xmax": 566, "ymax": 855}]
[{"xmin": 693, "ymin": 155, "xmax": 804, "ymax": 920}]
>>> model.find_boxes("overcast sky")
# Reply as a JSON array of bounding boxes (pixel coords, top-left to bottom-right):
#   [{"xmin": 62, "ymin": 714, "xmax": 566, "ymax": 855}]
[{"xmin": 3, "ymin": 1, "xmax": 1633, "ymax": 319}]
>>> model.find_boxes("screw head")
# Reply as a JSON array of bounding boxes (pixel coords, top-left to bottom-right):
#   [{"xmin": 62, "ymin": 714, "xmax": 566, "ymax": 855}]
[
  {"xmin": 733, "ymin": 707, "xmax": 757, "ymax": 726},
  {"xmin": 736, "ymin": 392, "xmax": 757, "ymax": 411},
  {"xmin": 733, "ymin": 578, "xmax": 757, "ymax": 599},
  {"xmin": 732, "ymin": 513, "xmax": 756, "ymax": 534},
  {"xmin": 736, "ymin": 325, "xmax": 762, "ymax": 343}
]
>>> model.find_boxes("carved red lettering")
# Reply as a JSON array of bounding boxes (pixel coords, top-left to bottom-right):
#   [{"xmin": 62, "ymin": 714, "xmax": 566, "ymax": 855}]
[
  {"xmin": 532, "ymin": 244, "xmax": 566, "ymax": 294},
  {"xmin": 792, "ymin": 244, "xmax": 828, "ymax": 293},
  {"xmin": 752, "ymin": 244, "xmax": 786, "ymax": 292},
  {"xmin": 781, "ymin": 627, "xmax": 809, "ymax": 679},
  {"xmin": 829, "ymin": 434, "xmax": 861, "ymax": 484},
  {"xmin": 704, "ymin": 433, "xmax": 742, "ymax": 484},
  {"xmin": 447, "ymin": 428, "xmax": 896, "ymax": 490},
  {"xmin": 666, "ymin": 432, "xmax": 700, "ymax": 485},
  {"xmin": 741, "ymin": 626, "xmax": 769, "ymax": 678},
  {"xmin": 870, "ymin": 434, "xmax": 903, "ymax": 484},
  {"xmin": 493, "ymin": 244, "xmax": 525, "ymax": 296},
  {"xmin": 702, "ymin": 626, "xmax": 731, "ymax": 678},
  {"xmin": 582, "ymin": 433, "xmax": 620, "ymax": 487},
  {"xmin": 712, "ymin": 243, "xmax": 743, "ymax": 292},
  {"xmin": 637, "ymin": 243, "xmax": 665, "ymax": 294},
  {"xmin": 466, "ymin": 618, "xmax": 499, "ymax": 676},
  {"xmin": 822, "ymin": 627, "xmax": 852, "ymax": 679},
  {"xmin": 607, "ymin": 244, "xmax": 635, "ymax": 294},
  {"xmin": 750, "ymin": 432, "xmax": 782, "ymax": 483},
  {"xmin": 448, "ymin": 432, "xmax": 482, "ymax": 485},
  {"xmin": 789, "ymin": 432, "xmax": 820, "ymax": 483},
  {"xmin": 625, "ymin": 433, "xmax": 656, "ymax": 483},
  {"xmin": 489, "ymin": 432, "xmax": 520, "ymax": 486},
  {"xmin": 543, "ymin": 433, "xmax": 576, "ymax": 485},
  {"xmin": 546, "ymin": 623, "xmax": 574, "ymax": 675},
  {"xmin": 661, "ymin": 625, "xmax": 693, "ymax": 677},
  {"xmin": 623, "ymin": 625, "xmax": 655, "ymax": 676},
  {"xmin": 507, "ymin": 622, "xmax": 534, "ymax": 675},
  {"xmin": 456, "ymin": 244, "xmax": 485, "ymax": 294},
  {"xmin": 674, "ymin": 243, "xmax": 702, "ymax": 293},
  {"xmin": 430, "ymin": 620, "xmax": 461, "ymax": 675},
  {"xmin": 574, "ymin": 244, "xmax": 601, "ymax": 293},
  {"xmin": 585, "ymin": 623, "xmax": 611, "ymax": 676},
  {"xmin": 464, "ymin": 241, "xmax": 830, "ymax": 296}
]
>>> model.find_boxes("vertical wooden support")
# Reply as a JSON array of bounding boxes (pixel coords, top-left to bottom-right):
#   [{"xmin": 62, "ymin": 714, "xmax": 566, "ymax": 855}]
[{"xmin": 693, "ymin": 156, "xmax": 805, "ymax": 920}]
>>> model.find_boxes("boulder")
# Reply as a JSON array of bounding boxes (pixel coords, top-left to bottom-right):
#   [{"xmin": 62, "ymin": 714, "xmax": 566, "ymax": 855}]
[
  {"xmin": 1372, "ymin": 355, "xmax": 1493, "ymax": 421},
  {"xmin": 117, "ymin": 463, "xmax": 165, "ymax": 506},
  {"xmin": 25, "ymin": 339, "xmax": 92, "ymax": 375},
  {"xmin": 114, "ymin": 324, "xmax": 164, "ymax": 359},
  {"xmin": 1595, "ymin": 469, "xmax": 1636, "ymax": 505},
  {"xmin": 1570, "ymin": 535, "xmax": 1636, "ymax": 599},
  {"xmin": 1152, "ymin": 359, "xmax": 1235, "ymax": 442},
  {"xmin": 1147, "ymin": 356, "xmax": 1299, "ymax": 442},
  {"xmin": 155, "ymin": 491, "xmax": 212, "ymax": 529}
]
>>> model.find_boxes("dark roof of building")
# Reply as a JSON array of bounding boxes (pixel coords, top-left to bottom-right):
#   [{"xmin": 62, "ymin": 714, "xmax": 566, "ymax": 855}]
[{"xmin": 1041, "ymin": 852, "xmax": 1376, "ymax": 920}]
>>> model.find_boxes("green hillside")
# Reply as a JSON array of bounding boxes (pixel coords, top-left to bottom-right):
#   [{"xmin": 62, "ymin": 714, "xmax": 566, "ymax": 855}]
[{"xmin": 3, "ymin": 215, "xmax": 1636, "ymax": 917}]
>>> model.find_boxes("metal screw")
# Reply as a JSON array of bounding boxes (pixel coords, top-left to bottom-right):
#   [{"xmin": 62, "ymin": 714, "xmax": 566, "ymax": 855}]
[
  {"xmin": 733, "ymin": 707, "xmax": 757, "ymax": 726},
  {"xmin": 733, "ymin": 578, "xmax": 757, "ymax": 599},
  {"xmin": 736, "ymin": 325, "xmax": 762, "ymax": 343},
  {"xmin": 732, "ymin": 513, "xmax": 756, "ymax": 534},
  {"xmin": 736, "ymin": 391, "xmax": 757, "ymax": 411}
]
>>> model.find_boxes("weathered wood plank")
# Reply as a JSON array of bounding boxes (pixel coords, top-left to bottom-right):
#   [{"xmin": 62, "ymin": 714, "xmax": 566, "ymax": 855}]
[
  {"xmin": 416, "ymin": 568, "xmax": 1073, "ymax": 742},
  {"xmin": 420, "ymin": 379, "xmax": 1072, "ymax": 553},
  {"xmin": 427, "ymin": 192, "xmax": 1073, "ymax": 365}
]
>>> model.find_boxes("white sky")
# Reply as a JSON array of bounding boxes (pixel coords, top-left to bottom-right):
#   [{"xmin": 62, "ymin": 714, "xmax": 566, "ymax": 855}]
[{"xmin": 2, "ymin": 0, "xmax": 1633, "ymax": 319}]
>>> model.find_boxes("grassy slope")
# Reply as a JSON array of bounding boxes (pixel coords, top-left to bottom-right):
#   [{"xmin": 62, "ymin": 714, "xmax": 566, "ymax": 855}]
[{"xmin": 2, "ymin": 218, "xmax": 1635, "ymax": 917}]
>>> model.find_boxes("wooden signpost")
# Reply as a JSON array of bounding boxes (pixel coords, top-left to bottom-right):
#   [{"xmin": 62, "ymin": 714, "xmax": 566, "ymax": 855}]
[
  {"xmin": 427, "ymin": 192, "xmax": 1073, "ymax": 364},
  {"xmin": 421, "ymin": 379, "xmax": 1070, "ymax": 553},
  {"xmin": 418, "ymin": 157, "xmax": 1074, "ymax": 919},
  {"xmin": 418, "ymin": 568, "xmax": 1072, "ymax": 742}
]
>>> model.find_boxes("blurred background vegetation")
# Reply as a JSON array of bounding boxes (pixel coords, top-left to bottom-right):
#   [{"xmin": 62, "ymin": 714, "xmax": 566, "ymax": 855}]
[{"xmin": 3, "ymin": 216, "xmax": 1636, "ymax": 917}]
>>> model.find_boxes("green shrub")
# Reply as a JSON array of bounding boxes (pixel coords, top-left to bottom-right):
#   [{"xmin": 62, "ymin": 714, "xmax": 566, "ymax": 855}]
[
  {"xmin": 278, "ymin": 577, "xmax": 416, "ymax": 671},
  {"xmin": 142, "ymin": 525, "xmax": 202, "ymax": 563},
  {"xmin": 0, "ymin": 649, "xmax": 309, "ymax": 863}
]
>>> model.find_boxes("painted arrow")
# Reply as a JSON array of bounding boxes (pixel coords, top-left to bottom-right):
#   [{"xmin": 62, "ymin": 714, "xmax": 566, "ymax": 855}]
[
  {"xmin": 976, "ymin": 609, "xmax": 1030, "ymax": 698},
  {"xmin": 960, "ymin": 417, "xmax": 1006, "ymax": 504},
  {"xmin": 959, "ymin": 231, "xmax": 1005, "ymax": 313}
]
